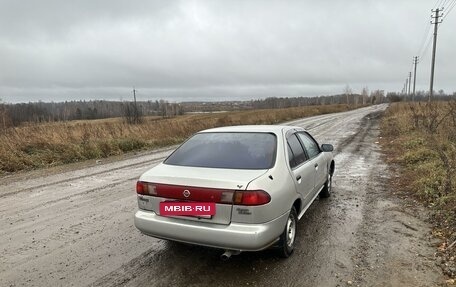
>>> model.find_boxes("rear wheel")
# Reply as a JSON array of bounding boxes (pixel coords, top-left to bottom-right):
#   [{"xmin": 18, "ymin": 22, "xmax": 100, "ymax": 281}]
[
  {"xmin": 319, "ymin": 173, "xmax": 332, "ymax": 198},
  {"xmin": 278, "ymin": 206, "xmax": 297, "ymax": 258}
]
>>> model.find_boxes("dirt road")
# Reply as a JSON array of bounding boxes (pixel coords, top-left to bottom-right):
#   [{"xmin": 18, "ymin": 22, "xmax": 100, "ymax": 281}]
[{"xmin": 0, "ymin": 104, "xmax": 445, "ymax": 287}]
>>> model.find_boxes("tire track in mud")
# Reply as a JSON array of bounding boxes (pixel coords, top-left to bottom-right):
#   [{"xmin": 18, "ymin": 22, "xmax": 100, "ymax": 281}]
[
  {"xmin": 0, "ymin": 160, "xmax": 161, "ymax": 230},
  {"xmin": 273, "ymin": 109, "xmax": 386, "ymax": 286},
  {"xmin": 334, "ymin": 110, "xmax": 383, "ymax": 154},
  {"xmin": 0, "ymin": 146, "xmax": 176, "ymax": 199},
  {"xmin": 348, "ymin": 142, "xmax": 442, "ymax": 285}
]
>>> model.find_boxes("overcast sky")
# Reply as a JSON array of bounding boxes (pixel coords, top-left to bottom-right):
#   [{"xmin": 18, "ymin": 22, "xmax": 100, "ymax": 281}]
[{"xmin": 0, "ymin": 0, "xmax": 455, "ymax": 103}]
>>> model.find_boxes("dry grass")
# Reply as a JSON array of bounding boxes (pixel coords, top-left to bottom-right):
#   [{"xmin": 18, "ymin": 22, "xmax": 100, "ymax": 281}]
[
  {"xmin": 381, "ymin": 101, "xmax": 456, "ymax": 275},
  {"xmin": 381, "ymin": 101, "xmax": 456, "ymax": 204},
  {"xmin": 0, "ymin": 104, "xmax": 355, "ymax": 174}
]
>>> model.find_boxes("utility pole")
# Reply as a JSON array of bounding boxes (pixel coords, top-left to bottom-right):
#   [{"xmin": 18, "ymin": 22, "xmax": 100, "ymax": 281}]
[
  {"xmin": 133, "ymin": 88, "xmax": 138, "ymax": 123},
  {"xmin": 412, "ymin": 56, "xmax": 418, "ymax": 101},
  {"xmin": 406, "ymin": 77, "xmax": 409, "ymax": 96},
  {"xmin": 429, "ymin": 8, "xmax": 443, "ymax": 101},
  {"xmin": 408, "ymin": 72, "xmax": 412, "ymax": 98}
]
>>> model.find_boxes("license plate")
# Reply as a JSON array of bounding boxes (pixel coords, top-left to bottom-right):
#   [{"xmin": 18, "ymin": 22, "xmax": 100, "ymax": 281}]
[{"xmin": 159, "ymin": 201, "xmax": 216, "ymax": 217}]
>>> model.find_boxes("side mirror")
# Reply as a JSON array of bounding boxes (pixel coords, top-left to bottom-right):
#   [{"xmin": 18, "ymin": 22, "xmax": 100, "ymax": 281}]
[{"xmin": 321, "ymin": 144, "xmax": 334, "ymax": 152}]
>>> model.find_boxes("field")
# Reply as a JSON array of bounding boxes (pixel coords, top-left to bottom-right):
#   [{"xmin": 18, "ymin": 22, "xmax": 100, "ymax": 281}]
[
  {"xmin": 0, "ymin": 104, "xmax": 356, "ymax": 175},
  {"xmin": 380, "ymin": 101, "xmax": 456, "ymax": 275}
]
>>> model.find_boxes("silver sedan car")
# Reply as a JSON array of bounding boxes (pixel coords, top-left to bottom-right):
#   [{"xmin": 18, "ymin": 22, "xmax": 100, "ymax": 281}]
[{"xmin": 134, "ymin": 125, "xmax": 334, "ymax": 259}]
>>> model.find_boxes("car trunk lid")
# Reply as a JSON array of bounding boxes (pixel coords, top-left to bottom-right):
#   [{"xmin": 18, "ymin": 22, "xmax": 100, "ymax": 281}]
[{"xmin": 137, "ymin": 164, "xmax": 268, "ymax": 224}]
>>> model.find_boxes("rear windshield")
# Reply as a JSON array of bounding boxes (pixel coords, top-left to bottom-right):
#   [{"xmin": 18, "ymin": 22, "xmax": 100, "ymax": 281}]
[{"xmin": 164, "ymin": 132, "xmax": 277, "ymax": 169}]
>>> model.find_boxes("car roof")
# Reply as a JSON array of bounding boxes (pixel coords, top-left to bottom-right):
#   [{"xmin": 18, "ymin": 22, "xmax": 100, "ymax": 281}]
[{"xmin": 200, "ymin": 125, "xmax": 305, "ymax": 134}]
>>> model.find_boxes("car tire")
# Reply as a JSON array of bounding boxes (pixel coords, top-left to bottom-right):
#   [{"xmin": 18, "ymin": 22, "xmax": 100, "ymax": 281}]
[
  {"xmin": 278, "ymin": 206, "xmax": 297, "ymax": 258},
  {"xmin": 319, "ymin": 173, "xmax": 332, "ymax": 198}
]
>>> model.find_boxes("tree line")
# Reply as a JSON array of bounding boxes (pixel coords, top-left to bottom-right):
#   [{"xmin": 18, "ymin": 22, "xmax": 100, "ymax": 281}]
[
  {"xmin": 0, "ymin": 99, "xmax": 184, "ymax": 128},
  {"xmin": 386, "ymin": 89, "xmax": 456, "ymax": 103},
  {"xmin": 7, "ymin": 88, "xmax": 453, "ymax": 129},
  {"xmin": 250, "ymin": 90, "xmax": 385, "ymax": 109}
]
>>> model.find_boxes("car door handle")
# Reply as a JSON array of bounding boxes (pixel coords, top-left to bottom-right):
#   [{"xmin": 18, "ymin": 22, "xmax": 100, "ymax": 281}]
[
  {"xmin": 314, "ymin": 163, "xmax": 319, "ymax": 168},
  {"xmin": 296, "ymin": 175, "xmax": 302, "ymax": 181}
]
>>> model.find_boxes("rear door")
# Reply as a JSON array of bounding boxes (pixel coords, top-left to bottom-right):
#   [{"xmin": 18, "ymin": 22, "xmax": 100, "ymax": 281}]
[
  {"xmin": 286, "ymin": 133, "xmax": 314, "ymax": 203},
  {"xmin": 297, "ymin": 132, "xmax": 327, "ymax": 192}
]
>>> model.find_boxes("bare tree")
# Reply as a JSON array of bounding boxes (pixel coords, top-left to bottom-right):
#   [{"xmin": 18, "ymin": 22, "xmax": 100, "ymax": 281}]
[
  {"xmin": 371, "ymin": 90, "xmax": 385, "ymax": 104},
  {"xmin": 344, "ymin": 85, "xmax": 352, "ymax": 105},
  {"xmin": 361, "ymin": 87, "xmax": 369, "ymax": 105},
  {"xmin": 0, "ymin": 99, "xmax": 11, "ymax": 130},
  {"xmin": 354, "ymin": 94, "xmax": 359, "ymax": 107},
  {"xmin": 123, "ymin": 102, "xmax": 143, "ymax": 124}
]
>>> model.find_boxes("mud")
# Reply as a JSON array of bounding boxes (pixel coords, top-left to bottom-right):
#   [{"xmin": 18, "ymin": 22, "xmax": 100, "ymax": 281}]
[{"xmin": 0, "ymin": 104, "xmax": 446, "ymax": 287}]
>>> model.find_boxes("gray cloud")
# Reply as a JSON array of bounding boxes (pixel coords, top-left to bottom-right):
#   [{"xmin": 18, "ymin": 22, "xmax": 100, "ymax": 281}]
[{"xmin": 0, "ymin": 0, "xmax": 455, "ymax": 103}]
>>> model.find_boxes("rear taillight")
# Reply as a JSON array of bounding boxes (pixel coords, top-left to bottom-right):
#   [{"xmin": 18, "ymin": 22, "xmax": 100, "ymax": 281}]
[
  {"xmin": 136, "ymin": 181, "xmax": 270, "ymax": 205},
  {"xmin": 233, "ymin": 190, "xmax": 271, "ymax": 206},
  {"xmin": 136, "ymin": 181, "xmax": 157, "ymax": 196}
]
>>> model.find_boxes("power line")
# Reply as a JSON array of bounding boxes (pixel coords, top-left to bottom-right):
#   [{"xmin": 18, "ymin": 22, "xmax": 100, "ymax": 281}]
[
  {"xmin": 435, "ymin": 0, "xmax": 443, "ymax": 8},
  {"xmin": 403, "ymin": 1, "xmax": 449, "ymax": 97},
  {"xmin": 435, "ymin": 0, "xmax": 446, "ymax": 9},
  {"xmin": 416, "ymin": 22, "xmax": 432, "ymax": 56},
  {"xmin": 442, "ymin": 0, "xmax": 456, "ymax": 20},
  {"xmin": 420, "ymin": 33, "xmax": 434, "ymax": 59},
  {"xmin": 444, "ymin": 0, "xmax": 455, "ymax": 9}
]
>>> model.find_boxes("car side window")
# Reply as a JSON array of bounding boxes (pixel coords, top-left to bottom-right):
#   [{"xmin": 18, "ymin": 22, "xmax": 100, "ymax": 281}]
[
  {"xmin": 297, "ymin": 132, "xmax": 321, "ymax": 159},
  {"xmin": 287, "ymin": 134, "xmax": 307, "ymax": 168},
  {"xmin": 287, "ymin": 143, "xmax": 297, "ymax": 168}
]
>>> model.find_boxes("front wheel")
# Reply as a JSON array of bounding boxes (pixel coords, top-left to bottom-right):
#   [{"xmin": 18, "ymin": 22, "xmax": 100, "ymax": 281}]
[
  {"xmin": 319, "ymin": 173, "xmax": 332, "ymax": 198},
  {"xmin": 278, "ymin": 206, "xmax": 297, "ymax": 258}
]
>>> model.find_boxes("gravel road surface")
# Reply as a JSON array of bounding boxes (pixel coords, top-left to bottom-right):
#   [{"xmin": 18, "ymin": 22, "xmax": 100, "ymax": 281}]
[{"xmin": 0, "ymin": 104, "xmax": 445, "ymax": 287}]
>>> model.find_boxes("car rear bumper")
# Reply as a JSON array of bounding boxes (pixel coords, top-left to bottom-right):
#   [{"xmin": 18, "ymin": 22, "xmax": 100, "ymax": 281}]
[{"xmin": 134, "ymin": 209, "xmax": 289, "ymax": 251}]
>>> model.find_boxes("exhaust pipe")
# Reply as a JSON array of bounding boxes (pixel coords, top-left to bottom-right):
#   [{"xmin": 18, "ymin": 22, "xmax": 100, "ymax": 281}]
[{"xmin": 220, "ymin": 250, "xmax": 241, "ymax": 261}]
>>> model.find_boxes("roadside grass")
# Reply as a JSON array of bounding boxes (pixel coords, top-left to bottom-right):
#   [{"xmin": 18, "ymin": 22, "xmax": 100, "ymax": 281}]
[
  {"xmin": 380, "ymin": 101, "xmax": 456, "ymax": 278},
  {"xmin": 0, "ymin": 104, "xmax": 357, "ymax": 175}
]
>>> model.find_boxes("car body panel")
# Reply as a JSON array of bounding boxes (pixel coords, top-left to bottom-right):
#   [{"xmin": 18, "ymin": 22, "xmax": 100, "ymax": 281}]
[
  {"xmin": 138, "ymin": 165, "xmax": 269, "ymax": 224},
  {"xmin": 291, "ymin": 158, "xmax": 316, "ymax": 203},
  {"xmin": 140, "ymin": 163, "xmax": 268, "ymax": 190},
  {"xmin": 314, "ymin": 153, "xmax": 329, "ymax": 191}
]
